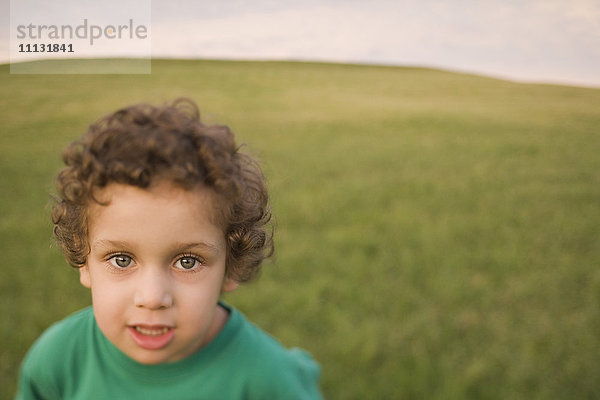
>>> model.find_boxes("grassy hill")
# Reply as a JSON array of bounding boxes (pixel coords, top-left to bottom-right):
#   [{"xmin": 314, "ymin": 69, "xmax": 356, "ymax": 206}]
[{"xmin": 1, "ymin": 59, "xmax": 599, "ymax": 399}]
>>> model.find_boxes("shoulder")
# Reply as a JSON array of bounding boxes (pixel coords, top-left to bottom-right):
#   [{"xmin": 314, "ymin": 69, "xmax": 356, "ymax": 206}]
[
  {"xmin": 23, "ymin": 307, "xmax": 93, "ymax": 364},
  {"xmin": 223, "ymin": 306, "xmax": 323, "ymax": 399},
  {"xmin": 17, "ymin": 308, "xmax": 94, "ymax": 399}
]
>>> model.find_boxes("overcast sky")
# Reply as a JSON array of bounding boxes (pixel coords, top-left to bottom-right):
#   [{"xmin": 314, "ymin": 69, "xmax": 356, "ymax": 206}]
[{"xmin": 2, "ymin": 0, "xmax": 599, "ymax": 87}]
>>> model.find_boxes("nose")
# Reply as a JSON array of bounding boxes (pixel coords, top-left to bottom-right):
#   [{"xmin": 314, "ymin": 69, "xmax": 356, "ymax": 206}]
[{"xmin": 134, "ymin": 267, "xmax": 173, "ymax": 310}]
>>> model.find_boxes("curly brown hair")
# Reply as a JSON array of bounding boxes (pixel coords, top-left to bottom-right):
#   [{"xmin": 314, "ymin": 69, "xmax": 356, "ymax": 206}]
[{"xmin": 51, "ymin": 98, "xmax": 273, "ymax": 283}]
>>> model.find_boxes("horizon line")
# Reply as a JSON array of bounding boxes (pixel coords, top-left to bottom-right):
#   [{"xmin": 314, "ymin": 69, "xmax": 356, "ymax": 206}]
[{"xmin": 3, "ymin": 56, "xmax": 599, "ymax": 89}]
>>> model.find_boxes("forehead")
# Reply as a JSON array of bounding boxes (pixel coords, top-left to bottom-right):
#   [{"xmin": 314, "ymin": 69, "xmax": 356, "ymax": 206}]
[{"xmin": 88, "ymin": 181, "xmax": 226, "ymax": 231}]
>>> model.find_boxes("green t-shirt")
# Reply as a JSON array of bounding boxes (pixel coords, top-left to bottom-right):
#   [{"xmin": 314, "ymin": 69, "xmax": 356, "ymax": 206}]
[{"xmin": 16, "ymin": 303, "xmax": 322, "ymax": 399}]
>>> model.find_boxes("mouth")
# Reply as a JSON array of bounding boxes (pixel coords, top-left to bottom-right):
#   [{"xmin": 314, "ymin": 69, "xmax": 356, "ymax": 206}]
[
  {"xmin": 134, "ymin": 326, "xmax": 170, "ymax": 336},
  {"xmin": 128, "ymin": 325, "xmax": 175, "ymax": 350}
]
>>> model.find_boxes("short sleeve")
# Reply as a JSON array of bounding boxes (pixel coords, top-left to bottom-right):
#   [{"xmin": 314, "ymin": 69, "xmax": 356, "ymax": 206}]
[
  {"xmin": 13, "ymin": 309, "xmax": 93, "ymax": 400},
  {"xmin": 246, "ymin": 347, "xmax": 323, "ymax": 400},
  {"xmin": 15, "ymin": 345, "xmax": 61, "ymax": 400}
]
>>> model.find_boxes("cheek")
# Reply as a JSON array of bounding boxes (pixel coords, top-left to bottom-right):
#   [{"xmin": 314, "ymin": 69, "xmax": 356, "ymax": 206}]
[
  {"xmin": 176, "ymin": 279, "xmax": 223, "ymax": 312},
  {"xmin": 90, "ymin": 282, "xmax": 131, "ymax": 335},
  {"xmin": 179, "ymin": 282, "xmax": 215, "ymax": 304},
  {"xmin": 89, "ymin": 277, "xmax": 129, "ymax": 314}
]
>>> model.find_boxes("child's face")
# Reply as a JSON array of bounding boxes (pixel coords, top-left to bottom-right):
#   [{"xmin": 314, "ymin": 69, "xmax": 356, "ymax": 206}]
[{"xmin": 79, "ymin": 181, "xmax": 237, "ymax": 365}]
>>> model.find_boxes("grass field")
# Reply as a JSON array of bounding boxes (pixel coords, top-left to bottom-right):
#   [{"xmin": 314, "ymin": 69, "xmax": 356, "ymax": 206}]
[{"xmin": 1, "ymin": 59, "xmax": 599, "ymax": 399}]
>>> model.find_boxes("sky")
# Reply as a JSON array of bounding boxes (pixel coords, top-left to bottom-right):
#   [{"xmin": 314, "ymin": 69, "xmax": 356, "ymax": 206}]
[{"xmin": 2, "ymin": 0, "xmax": 600, "ymax": 87}]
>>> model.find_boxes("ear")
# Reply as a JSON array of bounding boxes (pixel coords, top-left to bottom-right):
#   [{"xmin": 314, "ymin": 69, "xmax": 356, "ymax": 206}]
[
  {"xmin": 221, "ymin": 278, "xmax": 238, "ymax": 293},
  {"xmin": 79, "ymin": 265, "xmax": 91, "ymax": 288}
]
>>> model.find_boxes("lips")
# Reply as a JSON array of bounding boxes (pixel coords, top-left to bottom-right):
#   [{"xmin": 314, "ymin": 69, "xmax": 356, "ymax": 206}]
[{"xmin": 128, "ymin": 325, "xmax": 175, "ymax": 350}]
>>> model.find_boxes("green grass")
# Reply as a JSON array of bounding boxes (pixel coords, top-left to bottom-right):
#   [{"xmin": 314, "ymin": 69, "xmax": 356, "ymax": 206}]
[{"xmin": 1, "ymin": 59, "xmax": 599, "ymax": 399}]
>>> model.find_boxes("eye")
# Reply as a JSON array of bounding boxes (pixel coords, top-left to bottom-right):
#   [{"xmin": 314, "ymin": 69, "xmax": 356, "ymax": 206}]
[
  {"xmin": 109, "ymin": 254, "xmax": 133, "ymax": 268},
  {"xmin": 175, "ymin": 256, "xmax": 201, "ymax": 270}
]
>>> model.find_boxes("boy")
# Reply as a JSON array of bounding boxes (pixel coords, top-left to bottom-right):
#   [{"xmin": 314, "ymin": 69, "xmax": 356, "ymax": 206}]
[{"xmin": 16, "ymin": 99, "xmax": 322, "ymax": 399}]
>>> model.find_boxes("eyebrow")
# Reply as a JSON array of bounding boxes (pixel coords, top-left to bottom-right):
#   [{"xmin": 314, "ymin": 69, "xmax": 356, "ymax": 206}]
[
  {"xmin": 91, "ymin": 239, "xmax": 221, "ymax": 255},
  {"xmin": 171, "ymin": 241, "xmax": 221, "ymax": 254}
]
